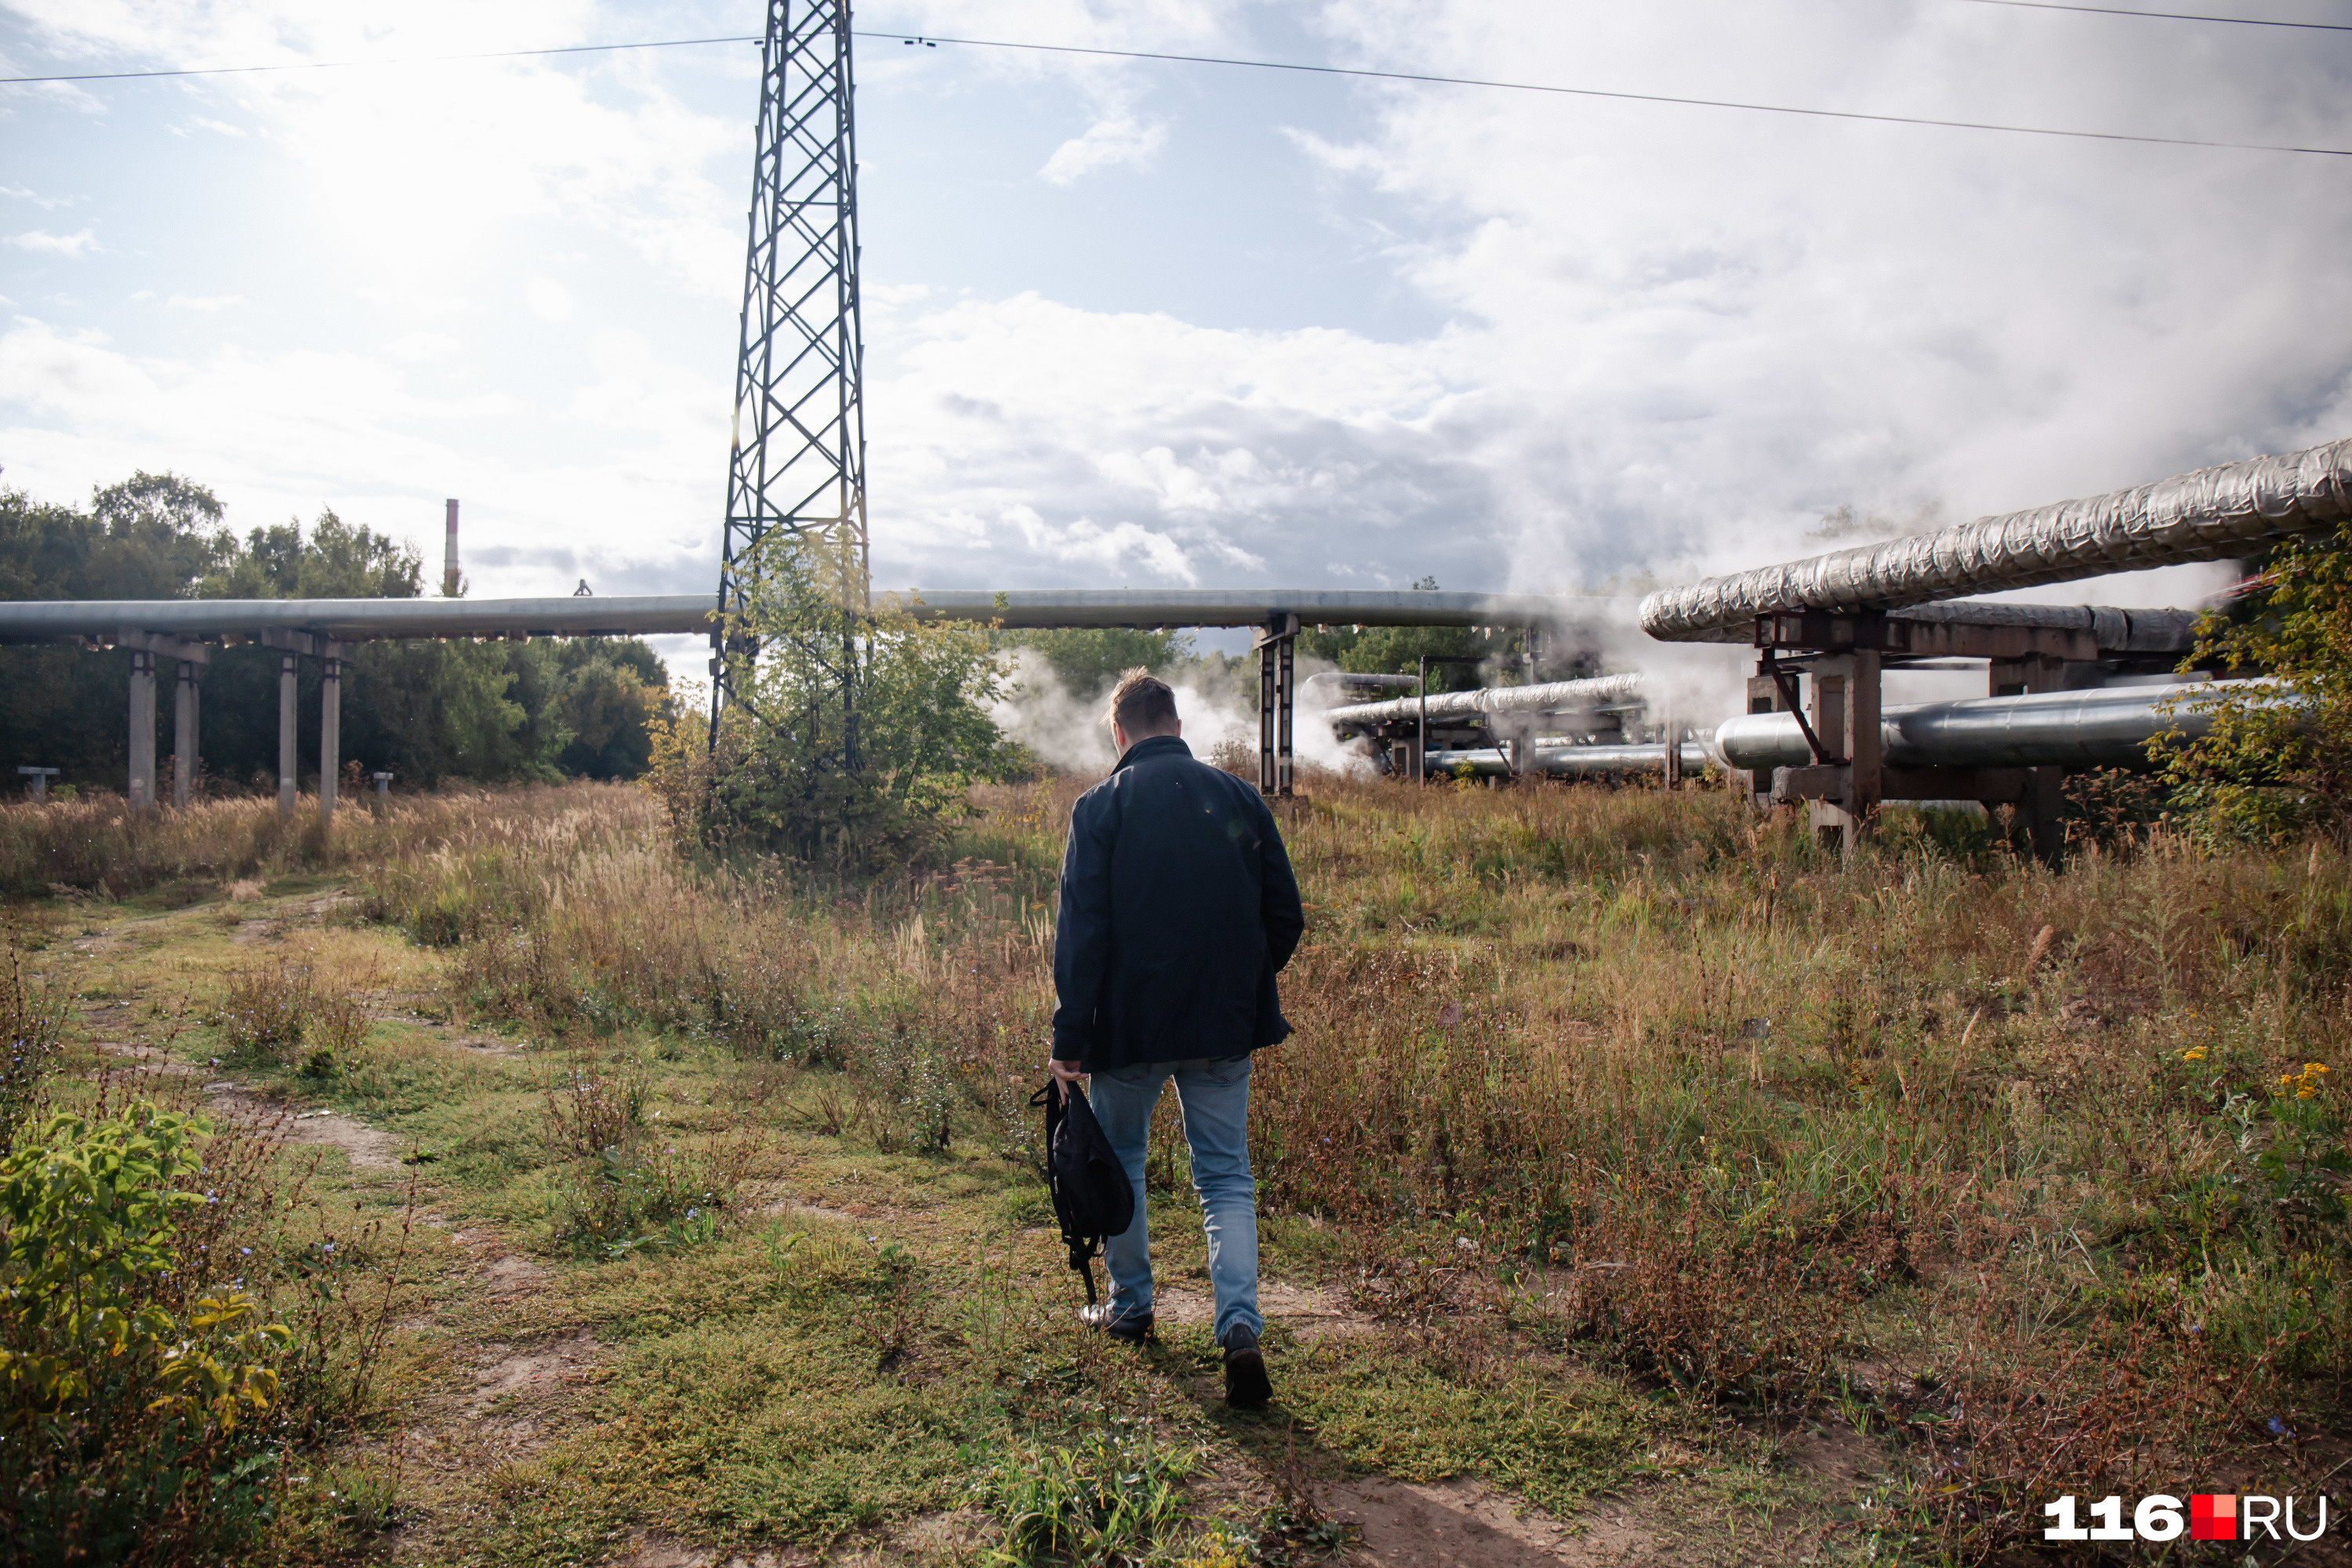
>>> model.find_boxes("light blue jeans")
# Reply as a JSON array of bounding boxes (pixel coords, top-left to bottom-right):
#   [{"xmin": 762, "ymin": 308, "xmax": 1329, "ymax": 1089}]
[{"xmin": 1089, "ymin": 1053, "xmax": 1261, "ymax": 1344}]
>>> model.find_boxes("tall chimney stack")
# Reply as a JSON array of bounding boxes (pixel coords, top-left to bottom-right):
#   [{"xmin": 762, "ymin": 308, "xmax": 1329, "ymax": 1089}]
[{"xmin": 442, "ymin": 499, "xmax": 461, "ymax": 597}]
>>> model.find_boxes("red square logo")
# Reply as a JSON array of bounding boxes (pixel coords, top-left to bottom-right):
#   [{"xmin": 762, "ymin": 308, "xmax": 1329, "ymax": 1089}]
[{"xmin": 2191, "ymin": 1494, "xmax": 2237, "ymax": 1542}]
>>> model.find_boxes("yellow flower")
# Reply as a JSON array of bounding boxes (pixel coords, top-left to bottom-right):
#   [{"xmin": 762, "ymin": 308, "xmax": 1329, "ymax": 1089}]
[{"xmin": 2181, "ymin": 1047, "xmax": 2208, "ymax": 1062}]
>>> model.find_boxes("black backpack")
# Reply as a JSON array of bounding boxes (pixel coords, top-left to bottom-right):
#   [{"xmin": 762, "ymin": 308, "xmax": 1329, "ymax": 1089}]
[{"xmin": 1031, "ymin": 1080, "xmax": 1135, "ymax": 1305}]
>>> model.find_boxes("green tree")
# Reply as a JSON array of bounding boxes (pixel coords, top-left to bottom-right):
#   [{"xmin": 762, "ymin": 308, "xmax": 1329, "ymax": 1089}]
[
  {"xmin": 1298, "ymin": 580, "xmax": 1528, "ymax": 695},
  {"xmin": 996, "ymin": 626, "xmax": 1193, "ymax": 698},
  {"xmin": 0, "ymin": 474, "xmax": 666, "ymax": 790},
  {"xmin": 199, "ymin": 509, "xmax": 423, "ymax": 601},
  {"xmin": 688, "ymin": 535, "xmax": 1014, "ymax": 869},
  {"xmin": 2158, "ymin": 524, "xmax": 2352, "ymax": 841}
]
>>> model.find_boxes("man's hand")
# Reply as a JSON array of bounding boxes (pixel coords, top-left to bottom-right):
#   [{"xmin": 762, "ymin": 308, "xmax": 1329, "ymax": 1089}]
[{"xmin": 1048, "ymin": 1057, "xmax": 1086, "ymax": 1102}]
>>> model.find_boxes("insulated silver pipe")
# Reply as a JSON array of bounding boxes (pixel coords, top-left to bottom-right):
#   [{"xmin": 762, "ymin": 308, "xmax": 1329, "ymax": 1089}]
[
  {"xmin": 1327, "ymin": 672, "xmax": 1646, "ymax": 728},
  {"xmin": 1639, "ymin": 437, "xmax": 2350, "ymax": 644},
  {"xmin": 1425, "ymin": 742, "xmax": 1711, "ymax": 777},
  {"xmin": 0, "ymin": 587, "xmax": 1613, "ymax": 641},
  {"xmin": 1713, "ymin": 680, "xmax": 2267, "ymax": 771},
  {"xmin": 898, "ymin": 587, "xmax": 1599, "ymax": 630}
]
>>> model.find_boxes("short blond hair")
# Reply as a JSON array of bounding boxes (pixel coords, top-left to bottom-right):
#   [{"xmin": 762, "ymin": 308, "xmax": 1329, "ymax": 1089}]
[{"xmin": 1105, "ymin": 668, "xmax": 1178, "ymax": 734}]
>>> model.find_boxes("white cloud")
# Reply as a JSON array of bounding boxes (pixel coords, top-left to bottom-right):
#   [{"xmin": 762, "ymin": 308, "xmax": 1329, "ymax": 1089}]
[
  {"xmin": 524, "ymin": 277, "xmax": 572, "ymax": 321},
  {"xmin": 8, "ymin": 228, "xmax": 99, "ymax": 255},
  {"xmin": 0, "ymin": 316, "xmax": 724, "ymax": 599},
  {"xmin": 165, "ymin": 295, "xmax": 244, "ymax": 312},
  {"xmin": 0, "ymin": 185, "xmax": 77, "ymax": 210},
  {"xmin": 384, "ymin": 332, "xmax": 463, "ymax": 362},
  {"xmin": 1041, "ymin": 114, "xmax": 1167, "ymax": 183}
]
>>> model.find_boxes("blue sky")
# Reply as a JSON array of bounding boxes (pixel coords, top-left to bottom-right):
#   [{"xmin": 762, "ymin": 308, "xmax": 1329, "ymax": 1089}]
[{"xmin": 5, "ymin": 0, "xmax": 2350, "ymax": 686}]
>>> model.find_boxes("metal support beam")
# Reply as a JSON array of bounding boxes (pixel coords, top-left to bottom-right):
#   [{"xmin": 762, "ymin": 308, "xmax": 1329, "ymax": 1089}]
[
  {"xmin": 1256, "ymin": 612, "xmax": 1299, "ymax": 797},
  {"xmin": 127, "ymin": 651, "xmax": 156, "ymax": 811},
  {"xmin": 1758, "ymin": 609, "xmax": 2099, "ymax": 662}
]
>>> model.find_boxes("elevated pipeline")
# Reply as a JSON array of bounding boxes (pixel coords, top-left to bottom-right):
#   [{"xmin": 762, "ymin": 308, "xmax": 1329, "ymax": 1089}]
[
  {"xmin": 1325, "ymin": 672, "xmax": 1646, "ymax": 729},
  {"xmin": 1638, "ymin": 437, "xmax": 2350, "ymax": 644},
  {"xmin": 1713, "ymin": 680, "xmax": 2276, "ymax": 772},
  {"xmin": 0, "ymin": 587, "xmax": 1618, "ymax": 643},
  {"xmin": 1424, "ymin": 741, "xmax": 1711, "ymax": 777}
]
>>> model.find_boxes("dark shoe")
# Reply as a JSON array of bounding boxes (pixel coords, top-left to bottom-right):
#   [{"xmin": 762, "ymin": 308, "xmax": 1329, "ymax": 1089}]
[
  {"xmin": 1221, "ymin": 1323, "xmax": 1272, "ymax": 1408},
  {"xmin": 1079, "ymin": 1304, "xmax": 1153, "ymax": 1343}
]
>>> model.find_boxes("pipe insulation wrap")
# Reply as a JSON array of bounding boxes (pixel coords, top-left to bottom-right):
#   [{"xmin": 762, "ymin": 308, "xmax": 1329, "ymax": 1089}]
[
  {"xmin": 1713, "ymin": 680, "xmax": 2285, "ymax": 771},
  {"xmin": 1639, "ymin": 437, "xmax": 2352, "ymax": 644},
  {"xmin": 1325, "ymin": 672, "xmax": 1646, "ymax": 728}
]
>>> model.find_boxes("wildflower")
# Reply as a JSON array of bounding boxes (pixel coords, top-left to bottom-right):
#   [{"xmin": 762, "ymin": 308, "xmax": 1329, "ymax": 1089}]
[{"xmin": 2180, "ymin": 1047, "xmax": 2207, "ymax": 1062}]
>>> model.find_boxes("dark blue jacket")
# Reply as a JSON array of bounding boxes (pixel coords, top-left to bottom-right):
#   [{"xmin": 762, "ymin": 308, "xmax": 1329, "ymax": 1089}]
[{"xmin": 1051, "ymin": 735, "xmax": 1305, "ymax": 1073}]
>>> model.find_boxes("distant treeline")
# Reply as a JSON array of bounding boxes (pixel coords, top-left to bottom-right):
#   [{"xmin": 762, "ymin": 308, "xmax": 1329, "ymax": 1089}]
[{"xmin": 0, "ymin": 470, "xmax": 669, "ymax": 793}]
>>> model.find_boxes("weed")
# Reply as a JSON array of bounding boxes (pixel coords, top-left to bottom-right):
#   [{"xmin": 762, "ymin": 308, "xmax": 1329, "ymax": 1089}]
[
  {"xmin": 543, "ymin": 1058, "xmax": 647, "ymax": 1158},
  {"xmin": 0, "ymin": 946, "xmax": 67, "ymax": 1142},
  {"xmin": 971, "ymin": 1418, "xmax": 1199, "ymax": 1566}
]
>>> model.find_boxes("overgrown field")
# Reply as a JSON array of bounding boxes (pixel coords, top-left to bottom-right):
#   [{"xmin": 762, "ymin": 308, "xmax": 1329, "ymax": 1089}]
[{"xmin": 3, "ymin": 776, "xmax": 2347, "ymax": 1565}]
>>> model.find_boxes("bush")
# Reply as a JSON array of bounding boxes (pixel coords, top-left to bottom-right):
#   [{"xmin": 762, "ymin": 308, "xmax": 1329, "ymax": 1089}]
[{"xmin": 0, "ymin": 1105, "xmax": 291, "ymax": 1562}]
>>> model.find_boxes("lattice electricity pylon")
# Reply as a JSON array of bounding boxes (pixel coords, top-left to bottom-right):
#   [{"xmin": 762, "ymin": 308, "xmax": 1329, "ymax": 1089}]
[{"xmin": 711, "ymin": 0, "xmax": 869, "ymax": 746}]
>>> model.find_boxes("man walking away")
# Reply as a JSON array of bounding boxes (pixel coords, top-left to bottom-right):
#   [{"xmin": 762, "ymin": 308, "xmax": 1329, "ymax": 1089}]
[{"xmin": 1047, "ymin": 670, "xmax": 1306, "ymax": 1408}]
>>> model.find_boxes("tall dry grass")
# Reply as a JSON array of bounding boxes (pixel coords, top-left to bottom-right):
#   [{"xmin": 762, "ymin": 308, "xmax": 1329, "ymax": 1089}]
[
  {"xmin": 25, "ymin": 768, "xmax": 2346, "ymax": 1552},
  {"xmin": 0, "ymin": 783, "xmax": 654, "ymax": 898}
]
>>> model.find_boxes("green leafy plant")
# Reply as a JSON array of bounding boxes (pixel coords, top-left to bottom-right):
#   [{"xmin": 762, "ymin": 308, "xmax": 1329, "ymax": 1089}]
[
  {"xmin": 0, "ymin": 1104, "xmax": 292, "ymax": 1559},
  {"xmin": 2158, "ymin": 522, "xmax": 2352, "ymax": 840}
]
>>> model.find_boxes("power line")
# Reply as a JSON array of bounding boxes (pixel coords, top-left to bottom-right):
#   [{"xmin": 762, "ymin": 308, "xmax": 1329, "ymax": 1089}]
[
  {"xmin": 857, "ymin": 29, "xmax": 2350, "ymax": 156},
  {"xmin": 0, "ymin": 34, "xmax": 757, "ymax": 85},
  {"xmin": 2, "ymin": 26, "xmax": 2344, "ymax": 157},
  {"xmin": 1958, "ymin": 0, "xmax": 2352, "ymax": 31}
]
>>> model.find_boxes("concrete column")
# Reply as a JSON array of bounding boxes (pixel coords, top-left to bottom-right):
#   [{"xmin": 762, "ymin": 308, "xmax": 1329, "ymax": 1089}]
[
  {"xmin": 172, "ymin": 661, "xmax": 200, "ymax": 808},
  {"xmin": 278, "ymin": 653, "xmax": 298, "ymax": 822},
  {"xmin": 128, "ymin": 651, "xmax": 156, "ymax": 811},
  {"xmin": 319, "ymin": 652, "xmax": 341, "ymax": 828}
]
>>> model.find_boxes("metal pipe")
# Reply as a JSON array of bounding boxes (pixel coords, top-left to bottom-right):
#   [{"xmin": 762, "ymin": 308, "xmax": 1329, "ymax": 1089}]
[
  {"xmin": 901, "ymin": 587, "xmax": 1602, "ymax": 630},
  {"xmin": 1639, "ymin": 437, "xmax": 2351, "ymax": 643},
  {"xmin": 0, "ymin": 587, "xmax": 1617, "ymax": 641},
  {"xmin": 1329, "ymin": 672, "xmax": 1646, "ymax": 728},
  {"xmin": 1424, "ymin": 742, "xmax": 1711, "ymax": 777},
  {"xmin": 1300, "ymin": 670, "xmax": 1419, "ymax": 695},
  {"xmin": 1713, "ymin": 679, "xmax": 2269, "ymax": 771}
]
